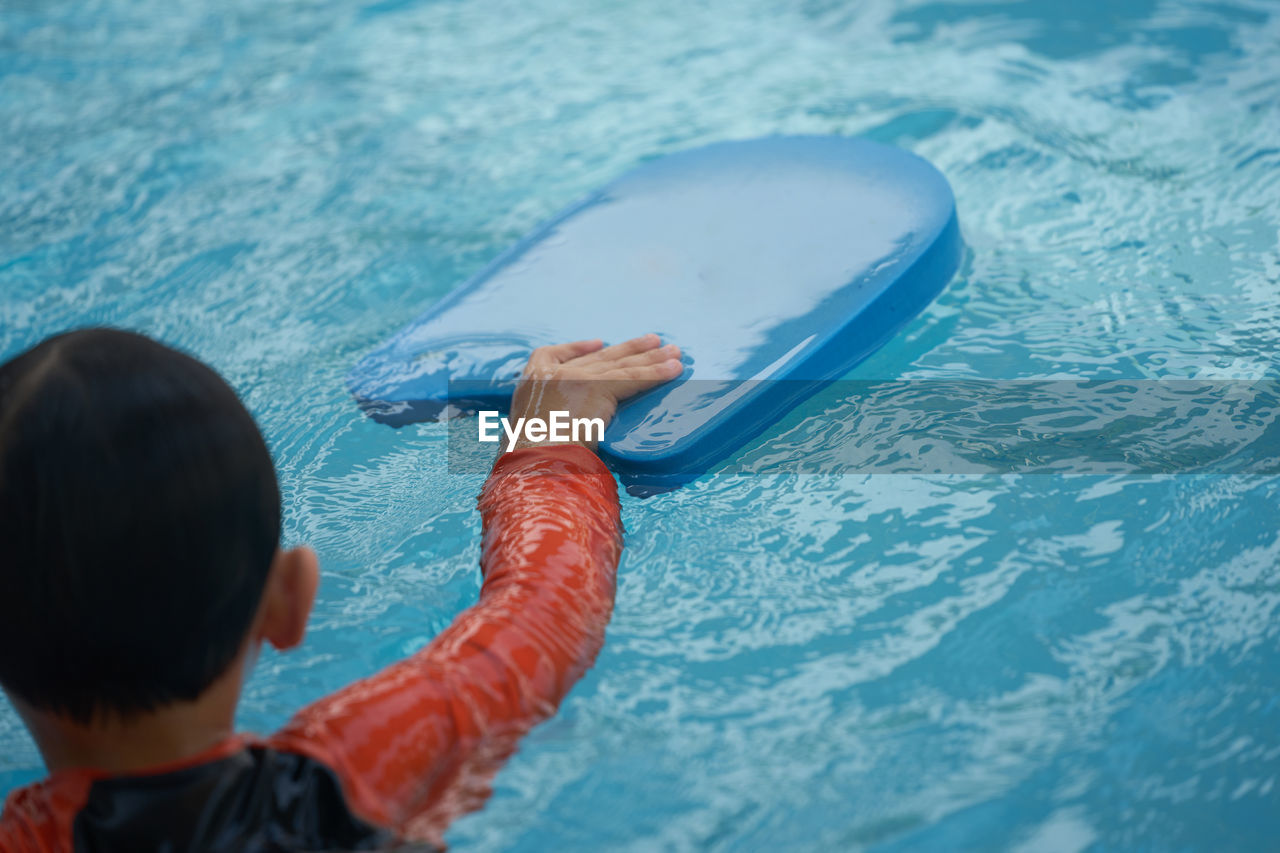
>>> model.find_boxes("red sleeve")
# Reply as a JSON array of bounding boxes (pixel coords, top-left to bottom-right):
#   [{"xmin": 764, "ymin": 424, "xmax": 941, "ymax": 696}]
[{"xmin": 266, "ymin": 444, "xmax": 622, "ymax": 844}]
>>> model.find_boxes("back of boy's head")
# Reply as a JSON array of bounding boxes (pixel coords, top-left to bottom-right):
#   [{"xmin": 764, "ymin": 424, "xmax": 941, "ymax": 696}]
[{"xmin": 0, "ymin": 328, "xmax": 281, "ymax": 724}]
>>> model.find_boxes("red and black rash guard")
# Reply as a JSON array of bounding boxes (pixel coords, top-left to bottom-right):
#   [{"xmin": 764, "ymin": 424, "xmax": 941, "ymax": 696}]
[{"xmin": 0, "ymin": 445, "xmax": 622, "ymax": 853}]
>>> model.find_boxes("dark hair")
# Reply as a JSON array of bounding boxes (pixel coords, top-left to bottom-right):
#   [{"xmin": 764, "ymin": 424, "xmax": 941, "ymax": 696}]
[{"xmin": 0, "ymin": 328, "xmax": 281, "ymax": 723}]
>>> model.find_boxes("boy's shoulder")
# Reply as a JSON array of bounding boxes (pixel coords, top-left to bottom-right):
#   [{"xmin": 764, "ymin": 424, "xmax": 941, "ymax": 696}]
[
  {"xmin": 0, "ymin": 738, "xmax": 415, "ymax": 853},
  {"xmin": 1, "ymin": 772, "xmax": 88, "ymax": 852}
]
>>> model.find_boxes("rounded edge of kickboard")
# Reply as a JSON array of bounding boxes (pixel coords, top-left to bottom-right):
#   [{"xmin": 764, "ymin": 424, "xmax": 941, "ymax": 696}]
[{"xmin": 599, "ymin": 204, "xmax": 963, "ymax": 488}]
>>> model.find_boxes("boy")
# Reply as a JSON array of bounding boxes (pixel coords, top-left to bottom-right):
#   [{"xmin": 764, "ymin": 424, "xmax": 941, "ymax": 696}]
[{"xmin": 0, "ymin": 327, "xmax": 681, "ymax": 851}]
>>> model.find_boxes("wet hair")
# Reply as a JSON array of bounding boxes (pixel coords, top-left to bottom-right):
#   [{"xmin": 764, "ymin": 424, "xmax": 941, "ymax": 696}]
[{"xmin": 0, "ymin": 328, "xmax": 281, "ymax": 724}]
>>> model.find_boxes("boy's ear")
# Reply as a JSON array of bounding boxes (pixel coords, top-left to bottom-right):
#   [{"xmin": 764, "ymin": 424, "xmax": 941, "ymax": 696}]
[{"xmin": 258, "ymin": 546, "xmax": 319, "ymax": 652}]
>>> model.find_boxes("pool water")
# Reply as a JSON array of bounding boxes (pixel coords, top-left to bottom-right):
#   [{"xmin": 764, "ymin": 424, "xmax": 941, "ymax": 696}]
[{"xmin": 2, "ymin": 0, "xmax": 1278, "ymax": 849}]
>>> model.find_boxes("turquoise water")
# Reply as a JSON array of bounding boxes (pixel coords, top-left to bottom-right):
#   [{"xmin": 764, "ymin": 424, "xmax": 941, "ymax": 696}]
[{"xmin": 2, "ymin": 0, "xmax": 1278, "ymax": 849}]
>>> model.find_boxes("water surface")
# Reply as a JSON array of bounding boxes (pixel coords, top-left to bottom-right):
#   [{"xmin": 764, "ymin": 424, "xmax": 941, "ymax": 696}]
[{"xmin": 1, "ymin": 1, "xmax": 1278, "ymax": 849}]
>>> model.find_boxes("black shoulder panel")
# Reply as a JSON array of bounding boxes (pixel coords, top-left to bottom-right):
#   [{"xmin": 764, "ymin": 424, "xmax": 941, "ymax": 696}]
[{"xmin": 70, "ymin": 746, "xmax": 435, "ymax": 853}]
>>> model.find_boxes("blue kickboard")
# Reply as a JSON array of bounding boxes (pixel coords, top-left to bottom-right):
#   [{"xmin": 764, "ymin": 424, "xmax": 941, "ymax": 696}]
[{"xmin": 349, "ymin": 136, "xmax": 962, "ymax": 492}]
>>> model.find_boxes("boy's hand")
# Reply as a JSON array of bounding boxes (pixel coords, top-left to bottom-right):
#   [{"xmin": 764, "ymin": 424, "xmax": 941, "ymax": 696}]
[{"xmin": 507, "ymin": 334, "xmax": 682, "ymax": 452}]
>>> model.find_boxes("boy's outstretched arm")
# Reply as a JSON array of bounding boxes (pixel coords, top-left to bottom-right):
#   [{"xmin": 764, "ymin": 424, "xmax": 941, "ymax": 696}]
[{"xmin": 267, "ymin": 335, "xmax": 682, "ymax": 844}]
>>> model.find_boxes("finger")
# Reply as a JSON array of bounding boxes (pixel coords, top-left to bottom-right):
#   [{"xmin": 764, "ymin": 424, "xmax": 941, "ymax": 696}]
[
  {"xmin": 599, "ymin": 358, "xmax": 684, "ymax": 402},
  {"xmin": 526, "ymin": 339, "xmax": 603, "ymax": 373},
  {"xmin": 575, "ymin": 333, "xmax": 662, "ymax": 366},
  {"xmin": 585, "ymin": 343, "xmax": 681, "ymax": 373}
]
